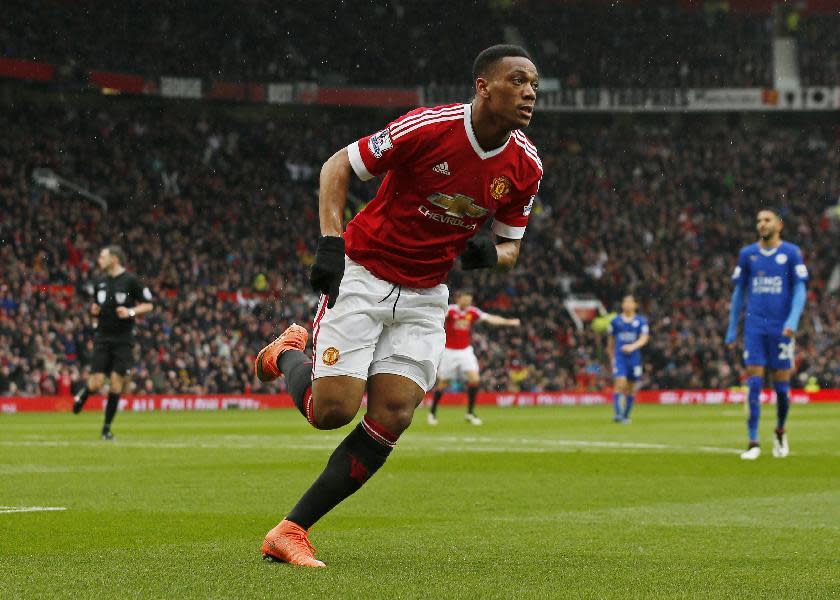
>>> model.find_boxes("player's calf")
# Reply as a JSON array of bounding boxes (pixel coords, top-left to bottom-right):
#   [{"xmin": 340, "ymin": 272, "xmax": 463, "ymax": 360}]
[{"xmin": 283, "ymin": 414, "xmax": 399, "ymax": 533}]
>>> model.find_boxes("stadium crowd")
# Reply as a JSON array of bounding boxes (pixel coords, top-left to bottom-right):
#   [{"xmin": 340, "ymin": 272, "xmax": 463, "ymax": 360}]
[
  {"xmin": 797, "ymin": 13, "xmax": 840, "ymax": 86},
  {"xmin": 1, "ymin": 1, "xmax": 783, "ymax": 88},
  {"xmin": 0, "ymin": 97, "xmax": 838, "ymax": 397}
]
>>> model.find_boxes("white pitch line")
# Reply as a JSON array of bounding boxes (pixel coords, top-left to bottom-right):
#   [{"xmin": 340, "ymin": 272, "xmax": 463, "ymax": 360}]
[
  {"xmin": 0, "ymin": 506, "xmax": 67, "ymax": 514},
  {"xmin": 0, "ymin": 437, "xmax": 745, "ymax": 455}
]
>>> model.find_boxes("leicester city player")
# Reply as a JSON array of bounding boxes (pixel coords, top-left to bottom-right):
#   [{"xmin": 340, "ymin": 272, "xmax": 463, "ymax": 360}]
[
  {"xmin": 725, "ymin": 208, "xmax": 808, "ymax": 460},
  {"xmin": 607, "ymin": 294, "xmax": 650, "ymax": 423}
]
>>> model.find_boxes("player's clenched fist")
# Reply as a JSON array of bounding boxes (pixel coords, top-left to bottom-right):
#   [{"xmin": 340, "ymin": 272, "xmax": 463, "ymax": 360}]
[
  {"xmin": 310, "ymin": 236, "xmax": 345, "ymax": 308},
  {"xmin": 460, "ymin": 236, "xmax": 498, "ymax": 270}
]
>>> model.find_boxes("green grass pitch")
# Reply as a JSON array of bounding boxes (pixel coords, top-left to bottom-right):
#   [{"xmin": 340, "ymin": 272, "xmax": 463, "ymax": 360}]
[{"xmin": 1, "ymin": 404, "xmax": 838, "ymax": 599}]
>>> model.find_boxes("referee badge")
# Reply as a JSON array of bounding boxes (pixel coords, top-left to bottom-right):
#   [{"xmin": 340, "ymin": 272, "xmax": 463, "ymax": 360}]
[{"xmin": 115, "ymin": 292, "xmax": 127, "ymax": 304}]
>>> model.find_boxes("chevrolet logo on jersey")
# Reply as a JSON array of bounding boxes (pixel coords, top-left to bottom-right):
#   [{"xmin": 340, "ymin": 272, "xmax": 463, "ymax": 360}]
[{"xmin": 427, "ymin": 193, "xmax": 489, "ymax": 218}]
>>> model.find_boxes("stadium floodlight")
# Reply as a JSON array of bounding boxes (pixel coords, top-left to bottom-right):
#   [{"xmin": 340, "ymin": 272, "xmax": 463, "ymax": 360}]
[{"xmin": 32, "ymin": 167, "xmax": 108, "ymax": 212}]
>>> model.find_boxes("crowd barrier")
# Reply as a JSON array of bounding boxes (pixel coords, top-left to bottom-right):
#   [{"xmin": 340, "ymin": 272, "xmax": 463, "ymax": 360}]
[{"xmin": 2, "ymin": 389, "xmax": 838, "ymax": 413}]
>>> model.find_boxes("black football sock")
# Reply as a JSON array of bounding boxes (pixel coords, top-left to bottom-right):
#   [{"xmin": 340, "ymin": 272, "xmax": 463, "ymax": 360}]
[
  {"xmin": 278, "ymin": 350, "xmax": 314, "ymax": 421},
  {"xmin": 430, "ymin": 390, "xmax": 443, "ymax": 416},
  {"xmin": 75, "ymin": 386, "xmax": 89, "ymax": 404},
  {"xmin": 103, "ymin": 392, "xmax": 120, "ymax": 431},
  {"xmin": 466, "ymin": 385, "xmax": 479, "ymax": 415},
  {"xmin": 73, "ymin": 385, "xmax": 91, "ymax": 414},
  {"xmin": 287, "ymin": 415, "xmax": 397, "ymax": 530}
]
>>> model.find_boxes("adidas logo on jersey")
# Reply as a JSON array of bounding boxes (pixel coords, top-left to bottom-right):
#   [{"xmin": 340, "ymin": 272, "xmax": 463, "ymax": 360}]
[{"xmin": 432, "ymin": 162, "xmax": 451, "ymax": 176}]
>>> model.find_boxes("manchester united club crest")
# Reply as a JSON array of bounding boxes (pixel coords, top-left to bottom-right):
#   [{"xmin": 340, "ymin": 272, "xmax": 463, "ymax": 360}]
[
  {"xmin": 490, "ymin": 176, "xmax": 512, "ymax": 200},
  {"xmin": 322, "ymin": 347, "xmax": 340, "ymax": 366}
]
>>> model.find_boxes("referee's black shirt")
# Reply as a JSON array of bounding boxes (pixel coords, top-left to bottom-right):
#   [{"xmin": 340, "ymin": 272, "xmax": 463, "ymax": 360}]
[{"xmin": 86, "ymin": 272, "xmax": 152, "ymax": 341}]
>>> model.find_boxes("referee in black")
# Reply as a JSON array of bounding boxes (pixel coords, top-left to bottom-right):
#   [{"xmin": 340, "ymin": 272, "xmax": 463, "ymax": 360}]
[{"xmin": 73, "ymin": 245, "xmax": 154, "ymax": 439}]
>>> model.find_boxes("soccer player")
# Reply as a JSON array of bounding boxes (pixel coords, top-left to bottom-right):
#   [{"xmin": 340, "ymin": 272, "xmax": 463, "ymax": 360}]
[
  {"xmin": 72, "ymin": 246, "xmax": 154, "ymax": 439},
  {"xmin": 725, "ymin": 208, "xmax": 808, "ymax": 460},
  {"xmin": 606, "ymin": 294, "xmax": 649, "ymax": 423},
  {"xmin": 254, "ymin": 45, "xmax": 541, "ymax": 567},
  {"xmin": 427, "ymin": 290, "xmax": 520, "ymax": 426}
]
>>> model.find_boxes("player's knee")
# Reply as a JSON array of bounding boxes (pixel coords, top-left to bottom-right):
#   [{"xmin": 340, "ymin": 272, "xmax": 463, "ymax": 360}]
[
  {"xmin": 368, "ymin": 402, "xmax": 415, "ymax": 435},
  {"xmin": 312, "ymin": 398, "xmax": 357, "ymax": 430},
  {"xmin": 110, "ymin": 376, "xmax": 126, "ymax": 394}
]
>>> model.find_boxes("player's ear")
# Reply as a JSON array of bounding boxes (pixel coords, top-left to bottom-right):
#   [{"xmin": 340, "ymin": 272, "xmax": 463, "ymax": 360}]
[{"xmin": 475, "ymin": 77, "xmax": 490, "ymax": 99}]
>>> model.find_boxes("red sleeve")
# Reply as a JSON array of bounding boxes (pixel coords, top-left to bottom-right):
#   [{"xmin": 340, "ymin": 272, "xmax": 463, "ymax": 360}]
[
  {"xmin": 491, "ymin": 175, "xmax": 541, "ymax": 240},
  {"xmin": 469, "ymin": 307, "xmax": 486, "ymax": 321},
  {"xmin": 346, "ymin": 108, "xmax": 434, "ymax": 181}
]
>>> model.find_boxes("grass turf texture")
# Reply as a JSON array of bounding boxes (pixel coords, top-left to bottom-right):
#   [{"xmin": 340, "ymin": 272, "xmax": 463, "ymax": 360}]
[{"xmin": 1, "ymin": 405, "xmax": 838, "ymax": 599}]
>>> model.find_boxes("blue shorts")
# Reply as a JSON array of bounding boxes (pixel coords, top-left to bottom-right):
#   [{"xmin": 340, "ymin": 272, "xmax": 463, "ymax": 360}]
[
  {"xmin": 744, "ymin": 332, "xmax": 795, "ymax": 371},
  {"xmin": 614, "ymin": 356, "xmax": 642, "ymax": 381}
]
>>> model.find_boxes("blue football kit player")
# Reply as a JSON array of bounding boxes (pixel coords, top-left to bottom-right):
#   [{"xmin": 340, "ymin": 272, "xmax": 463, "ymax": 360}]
[
  {"xmin": 607, "ymin": 294, "xmax": 650, "ymax": 423},
  {"xmin": 726, "ymin": 208, "xmax": 808, "ymax": 460}
]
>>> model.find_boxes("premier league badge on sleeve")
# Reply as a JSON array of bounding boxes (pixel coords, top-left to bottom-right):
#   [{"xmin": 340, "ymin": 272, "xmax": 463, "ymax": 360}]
[{"xmin": 368, "ymin": 129, "xmax": 394, "ymax": 158}]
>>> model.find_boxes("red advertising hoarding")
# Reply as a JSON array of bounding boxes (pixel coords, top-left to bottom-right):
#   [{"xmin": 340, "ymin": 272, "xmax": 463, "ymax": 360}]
[{"xmin": 3, "ymin": 389, "xmax": 837, "ymax": 414}]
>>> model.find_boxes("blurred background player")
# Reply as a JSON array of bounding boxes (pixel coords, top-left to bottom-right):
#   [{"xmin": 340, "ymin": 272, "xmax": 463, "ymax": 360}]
[
  {"xmin": 607, "ymin": 294, "xmax": 649, "ymax": 423},
  {"xmin": 726, "ymin": 208, "xmax": 808, "ymax": 460},
  {"xmin": 72, "ymin": 246, "xmax": 154, "ymax": 439},
  {"xmin": 428, "ymin": 290, "xmax": 520, "ymax": 425},
  {"xmin": 254, "ymin": 45, "xmax": 541, "ymax": 567}
]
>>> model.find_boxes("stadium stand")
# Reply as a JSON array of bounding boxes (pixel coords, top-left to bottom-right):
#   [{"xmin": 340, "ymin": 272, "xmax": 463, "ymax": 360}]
[
  {"xmin": 1, "ymin": 0, "xmax": 774, "ymax": 88},
  {"xmin": 797, "ymin": 12, "xmax": 840, "ymax": 86},
  {"xmin": 1, "ymin": 96, "xmax": 837, "ymax": 396}
]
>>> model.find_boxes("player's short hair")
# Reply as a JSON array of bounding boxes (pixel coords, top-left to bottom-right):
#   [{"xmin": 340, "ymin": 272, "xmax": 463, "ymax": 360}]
[
  {"xmin": 472, "ymin": 45, "xmax": 534, "ymax": 81},
  {"xmin": 758, "ymin": 207, "xmax": 783, "ymax": 220},
  {"xmin": 456, "ymin": 289, "xmax": 474, "ymax": 298},
  {"xmin": 104, "ymin": 245, "xmax": 126, "ymax": 265}
]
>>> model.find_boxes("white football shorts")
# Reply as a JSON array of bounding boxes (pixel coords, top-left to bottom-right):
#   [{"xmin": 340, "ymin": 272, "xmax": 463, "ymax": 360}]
[
  {"xmin": 436, "ymin": 346, "xmax": 480, "ymax": 381},
  {"xmin": 311, "ymin": 257, "xmax": 448, "ymax": 392}
]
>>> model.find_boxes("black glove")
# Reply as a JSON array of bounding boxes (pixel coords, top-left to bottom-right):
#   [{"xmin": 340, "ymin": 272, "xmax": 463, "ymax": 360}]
[
  {"xmin": 460, "ymin": 236, "xmax": 498, "ymax": 270},
  {"xmin": 310, "ymin": 236, "xmax": 345, "ymax": 308}
]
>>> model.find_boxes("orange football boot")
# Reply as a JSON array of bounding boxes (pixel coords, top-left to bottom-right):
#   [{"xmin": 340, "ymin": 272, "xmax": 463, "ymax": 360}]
[
  {"xmin": 261, "ymin": 519, "xmax": 326, "ymax": 567},
  {"xmin": 254, "ymin": 324, "xmax": 309, "ymax": 382}
]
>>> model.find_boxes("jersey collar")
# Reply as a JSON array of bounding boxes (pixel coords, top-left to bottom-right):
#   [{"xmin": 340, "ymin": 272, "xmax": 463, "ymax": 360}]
[
  {"xmin": 758, "ymin": 245, "xmax": 780, "ymax": 256},
  {"xmin": 463, "ymin": 103, "xmax": 511, "ymax": 160}
]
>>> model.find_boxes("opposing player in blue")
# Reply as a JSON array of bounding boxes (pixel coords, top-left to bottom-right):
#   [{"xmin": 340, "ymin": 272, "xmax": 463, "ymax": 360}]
[
  {"xmin": 607, "ymin": 294, "xmax": 650, "ymax": 423},
  {"xmin": 725, "ymin": 208, "xmax": 808, "ymax": 460}
]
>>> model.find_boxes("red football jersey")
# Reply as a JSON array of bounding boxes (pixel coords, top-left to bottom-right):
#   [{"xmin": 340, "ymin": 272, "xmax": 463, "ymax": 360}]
[
  {"xmin": 444, "ymin": 305, "xmax": 485, "ymax": 350},
  {"xmin": 345, "ymin": 103, "xmax": 542, "ymax": 288}
]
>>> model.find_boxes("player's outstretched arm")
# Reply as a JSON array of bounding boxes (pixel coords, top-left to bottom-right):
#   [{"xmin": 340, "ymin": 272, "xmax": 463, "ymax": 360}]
[
  {"xmin": 311, "ymin": 148, "xmax": 353, "ymax": 308},
  {"xmin": 483, "ymin": 314, "xmax": 521, "ymax": 327}
]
